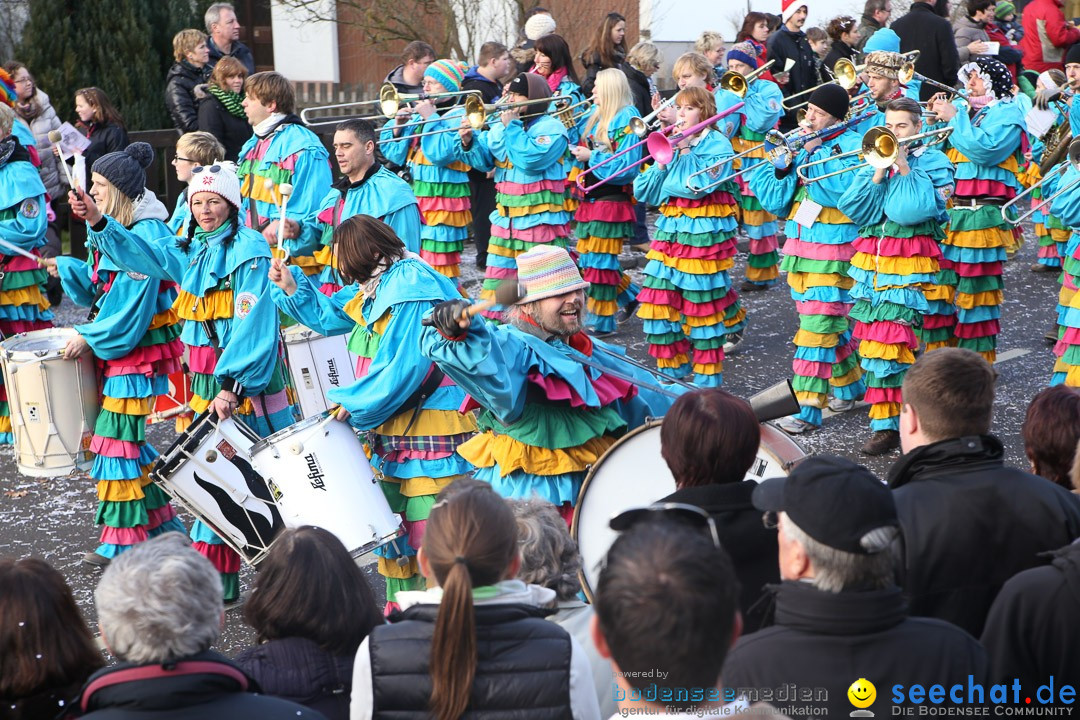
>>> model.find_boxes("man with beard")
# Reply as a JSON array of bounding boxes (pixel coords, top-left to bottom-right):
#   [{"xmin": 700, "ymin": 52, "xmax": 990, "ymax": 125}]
[{"xmin": 421, "ymin": 244, "xmax": 679, "ymax": 524}]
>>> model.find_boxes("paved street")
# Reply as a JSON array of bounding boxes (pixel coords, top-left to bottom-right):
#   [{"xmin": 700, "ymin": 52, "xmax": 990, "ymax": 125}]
[{"xmin": 0, "ymin": 219, "xmax": 1061, "ymax": 656}]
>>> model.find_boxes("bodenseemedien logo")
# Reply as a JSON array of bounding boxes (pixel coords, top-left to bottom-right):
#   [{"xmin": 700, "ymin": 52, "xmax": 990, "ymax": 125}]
[{"xmin": 850, "ymin": 678, "xmax": 878, "ymax": 717}]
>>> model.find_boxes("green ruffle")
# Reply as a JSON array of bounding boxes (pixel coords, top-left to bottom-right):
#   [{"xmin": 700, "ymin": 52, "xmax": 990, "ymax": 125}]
[
  {"xmin": 94, "ymin": 409, "xmax": 146, "ymax": 443},
  {"xmin": 386, "ymin": 576, "xmax": 425, "ymax": 603},
  {"xmin": 237, "ymin": 160, "xmax": 292, "ymax": 187},
  {"xmin": 956, "ymin": 336, "xmax": 996, "ymax": 352},
  {"xmin": 490, "ymin": 235, "xmax": 570, "ymax": 253},
  {"xmin": 497, "ymin": 189, "xmax": 565, "ymax": 207},
  {"xmin": 737, "ymin": 195, "xmax": 765, "ymax": 212},
  {"xmin": 858, "ymin": 218, "xmax": 944, "ymax": 240},
  {"xmin": 691, "ymin": 336, "xmax": 725, "ymax": 350},
  {"xmin": 1047, "ymin": 215, "xmax": 1068, "ymax": 231},
  {"xmin": 96, "ymin": 500, "xmax": 149, "ymax": 528},
  {"xmin": 577, "ymin": 220, "xmax": 634, "ymax": 239},
  {"xmin": 221, "ymin": 573, "xmax": 239, "ymax": 603},
  {"xmin": 1061, "ymin": 346, "xmax": 1080, "ymax": 364},
  {"xmin": 380, "ymin": 478, "xmax": 408, "ymax": 513},
  {"xmin": 865, "ymin": 372, "xmax": 906, "ymax": 388},
  {"xmin": 644, "ymin": 330, "xmax": 687, "ymax": 346},
  {"xmin": 143, "ymin": 482, "xmax": 172, "ymax": 511},
  {"xmin": 747, "ymin": 250, "xmax": 780, "ymax": 268},
  {"xmin": 420, "ymin": 239, "xmax": 465, "ymax": 253},
  {"xmin": 412, "ymin": 180, "xmax": 470, "ymax": 198},
  {"xmin": 477, "ymin": 403, "xmax": 626, "ymax": 450},
  {"xmin": 348, "ymin": 327, "xmax": 380, "ymax": 359},
  {"xmin": 797, "ymin": 313, "xmax": 852, "ymax": 335},
  {"xmin": 947, "ymin": 204, "xmax": 1010, "ymax": 231},
  {"xmin": 654, "ymin": 229, "xmax": 735, "ymax": 247},
  {"xmin": 405, "ymin": 493, "xmax": 437, "ymax": 522},
  {"xmin": 918, "ymin": 327, "xmax": 954, "ymax": 344},
  {"xmin": 136, "ymin": 323, "xmax": 181, "ymax": 348},
  {"xmin": 589, "ymin": 284, "xmax": 618, "ymax": 301},
  {"xmin": 0, "ymin": 401, "xmax": 8, "ymax": 416},
  {"xmin": 833, "ymin": 352, "xmax": 859, "ymax": 376},
  {"xmin": 740, "ymin": 128, "xmax": 766, "ymax": 141},
  {"xmin": 782, "ymin": 257, "xmax": 851, "ymax": 276},
  {"xmin": 1, "ymin": 268, "xmax": 48, "ymax": 290},
  {"xmin": 792, "ymin": 375, "xmax": 829, "ymax": 394},
  {"xmin": 956, "ymin": 275, "xmax": 1003, "ymax": 295},
  {"xmin": 850, "ymin": 301, "xmax": 917, "ymax": 324}
]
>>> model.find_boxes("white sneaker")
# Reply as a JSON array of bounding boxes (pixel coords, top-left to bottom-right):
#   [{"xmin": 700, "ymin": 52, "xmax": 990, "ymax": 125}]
[
  {"xmin": 723, "ymin": 329, "xmax": 746, "ymax": 355},
  {"xmin": 827, "ymin": 397, "xmax": 858, "ymax": 413},
  {"xmin": 773, "ymin": 415, "xmax": 817, "ymax": 435}
]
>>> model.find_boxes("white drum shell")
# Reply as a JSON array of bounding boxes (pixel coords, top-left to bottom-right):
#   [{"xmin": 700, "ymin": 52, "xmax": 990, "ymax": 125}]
[
  {"xmin": 283, "ymin": 325, "xmax": 357, "ymax": 419},
  {"xmin": 1, "ymin": 328, "xmax": 99, "ymax": 477},
  {"xmin": 249, "ymin": 411, "xmax": 401, "ymax": 557}
]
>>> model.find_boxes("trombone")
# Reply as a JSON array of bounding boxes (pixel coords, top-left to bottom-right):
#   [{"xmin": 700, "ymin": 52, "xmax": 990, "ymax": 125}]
[
  {"xmin": 299, "ymin": 82, "xmax": 482, "ymax": 126},
  {"xmin": 379, "ymin": 94, "xmax": 582, "ymax": 142},
  {"xmin": 796, "ymin": 126, "xmax": 954, "ymax": 182},
  {"xmin": 718, "ymin": 59, "xmax": 776, "ymax": 98},
  {"xmin": 782, "ymin": 59, "xmax": 862, "ymax": 110},
  {"xmin": 1001, "ymin": 138, "xmax": 1080, "ymax": 225},
  {"xmin": 627, "ymin": 95, "xmax": 677, "ymax": 138},
  {"xmin": 898, "ymin": 63, "xmax": 967, "ymax": 99}
]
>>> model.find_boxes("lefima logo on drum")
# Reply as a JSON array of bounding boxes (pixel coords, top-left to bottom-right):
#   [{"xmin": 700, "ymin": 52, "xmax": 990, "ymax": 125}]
[{"xmin": 305, "ymin": 453, "xmax": 327, "ymax": 491}]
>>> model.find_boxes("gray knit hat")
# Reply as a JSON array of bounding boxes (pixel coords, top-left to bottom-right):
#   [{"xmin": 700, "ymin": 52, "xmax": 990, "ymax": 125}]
[{"xmin": 92, "ymin": 142, "xmax": 154, "ymax": 200}]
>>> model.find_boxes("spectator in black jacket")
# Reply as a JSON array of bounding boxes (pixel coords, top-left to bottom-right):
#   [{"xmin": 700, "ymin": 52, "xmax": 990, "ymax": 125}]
[
  {"xmin": 166, "ymin": 28, "xmax": 211, "ymax": 133},
  {"xmin": 624, "ymin": 41, "xmax": 663, "ymax": 247},
  {"xmin": 823, "ymin": 16, "xmax": 859, "ymax": 73},
  {"xmin": 235, "ymin": 527, "xmax": 383, "ymax": 720},
  {"xmin": 659, "ymin": 388, "xmax": 779, "ymax": 632},
  {"xmin": 854, "ymin": 0, "xmax": 892, "ymax": 50},
  {"xmin": 724, "ymin": 456, "xmax": 989, "ymax": 717},
  {"xmin": 384, "ymin": 40, "xmax": 435, "ymax": 95},
  {"xmin": 205, "ymin": 2, "xmax": 256, "ymax": 75},
  {"xmin": 768, "ymin": 1, "xmax": 817, "ymax": 130},
  {"xmin": 580, "ymin": 12, "xmax": 628, "ymax": 97},
  {"xmin": 197, "ymin": 55, "xmax": 251, "ymax": 162},
  {"xmin": 889, "ymin": 348, "xmax": 1080, "ymax": 637},
  {"xmin": 891, "ymin": 0, "xmax": 961, "ymax": 101}
]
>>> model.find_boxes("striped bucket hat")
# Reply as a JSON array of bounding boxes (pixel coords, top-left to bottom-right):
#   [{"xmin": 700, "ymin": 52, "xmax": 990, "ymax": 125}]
[{"xmin": 515, "ymin": 245, "xmax": 589, "ymax": 304}]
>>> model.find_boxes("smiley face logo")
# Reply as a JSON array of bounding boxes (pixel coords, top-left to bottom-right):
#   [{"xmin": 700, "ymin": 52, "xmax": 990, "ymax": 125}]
[{"xmin": 848, "ymin": 678, "xmax": 876, "ymax": 709}]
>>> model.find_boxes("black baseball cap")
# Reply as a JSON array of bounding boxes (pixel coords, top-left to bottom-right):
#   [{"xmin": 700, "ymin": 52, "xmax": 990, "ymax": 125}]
[{"xmin": 751, "ymin": 455, "xmax": 898, "ymax": 554}]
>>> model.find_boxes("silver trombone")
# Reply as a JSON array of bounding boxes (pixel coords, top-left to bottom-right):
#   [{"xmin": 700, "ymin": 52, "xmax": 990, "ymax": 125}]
[
  {"xmin": 1000, "ymin": 138, "xmax": 1080, "ymax": 225},
  {"xmin": 796, "ymin": 126, "xmax": 954, "ymax": 182},
  {"xmin": 300, "ymin": 83, "xmax": 482, "ymax": 126},
  {"xmin": 782, "ymin": 59, "xmax": 862, "ymax": 110},
  {"xmin": 898, "ymin": 63, "xmax": 968, "ymax": 99}
]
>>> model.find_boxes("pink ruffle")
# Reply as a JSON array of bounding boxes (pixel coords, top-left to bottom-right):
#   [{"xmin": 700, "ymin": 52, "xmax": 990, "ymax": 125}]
[
  {"xmin": 1038, "ymin": 246, "xmax": 1062, "ymax": 260},
  {"xmin": 1059, "ymin": 327, "xmax": 1080, "ymax": 345},
  {"xmin": 114, "ymin": 338, "xmax": 184, "ymax": 368},
  {"xmin": 854, "ymin": 321, "xmax": 917, "ymax": 347},
  {"xmin": 490, "ymin": 222, "xmax": 571, "ymax": 243},
  {"xmin": 650, "ymin": 240, "xmax": 737, "ymax": 261},
  {"xmin": 420, "ymin": 250, "xmax": 461, "ymax": 266},
  {"xmin": 3, "ymin": 255, "xmax": 44, "ymax": 271},
  {"xmin": 952, "ymin": 261, "xmax": 1003, "ymax": 278},
  {"xmin": 835, "ymin": 337, "xmax": 858, "ymax": 363},
  {"xmin": 484, "ymin": 266, "xmax": 518, "ymax": 281},
  {"xmin": 575, "ymin": 199, "xmax": 635, "ymax": 223},
  {"xmin": 319, "ymin": 283, "xmax": 342, "ymax": 296},
  {"xmin": 954, "ymin": 319, "xmax": 1000, "ymax": 338},
  {"xmin": 865, "ymin": 387, "xmax": 902, "ymax": 404},
  {"xmin": 497, "ymin": 178, "xmax": 566, "ymax": 194},
  {"xmin": 1064, "ymin": 275, "xmax": 1078, "ymax": 292},
  {"xmin": 795, "ymin": 300, "xmax": 852, "ymax": 317},
  {"xmin": 100, "ymin": 525, "xmax": 148, "ymax": 546},
  {"xmin": 381, "ymin": 448, "xmax": 454, "ymax": 462},
  {"xmin": 146, "ymin": 504, "xmax": 178, "ymax": 530},
  {"xmin": 922, "ymin": 315, "xmax": 956, "ymax": 330},
  {"xmin": 783, "ymin": 237, "xmax": 856, "ymax": 262},
  {"xmin": 526, "ymin": 367, "xmax": 636, "ymax": 408},
  {"xmin": 250, "ymin": 389, "xmax": 292, "ymax": 417},
  {"xmin": 852, "ymin": 235, "xmax": 943, "ymax": 259},
  {"xmin": 748, "ymin": 235, "xmax": 779, "ymax": 254},
  {"xmin": 418, "ymin": 195, "xmax": 470, "ymax": 213},
  {"xmin": 355, "ymin": 355, "xmax": 373, "ymax": 378},
  {"xmin": 693, "ymin": 347, "xmax": 724, "ymax": 364},
  {"xmin": 406, "ymin": 518, "xmax": 427, "ymax": 551},
  {"xmin": 582, "ymin": 267, "xmax": 622, "ymax": 286},
  {"xmin": 90, "ymin": 436, "xmax": 141, "ymax": 459},
  {"xmin": 278, "ymin": 153, "xmax": 298, "ymax": 171},
  {"xmin": 792, "ymin": 359, "xmax": 833, "ymax": 379},
  {"xmin": 637, "ymin": 288, "xmax": 737, "ymax": 317},
  {"xmin": 954, "ymin": 180, "xmax": 1013, "ymax": 199},
  {"xmin": 193, "ymin": 541, "xmax": 242, "ymax": 573},
  {"xmin": 316, "ymin": 205, "xmax": 337, "ymax": 224},
  {"xmin": 648, "ymin": 340, "xmax": 691, "ymax": 359},
  {"xmin": 188, "ymin": 345, "xmax": 218, "ymax": 374}
]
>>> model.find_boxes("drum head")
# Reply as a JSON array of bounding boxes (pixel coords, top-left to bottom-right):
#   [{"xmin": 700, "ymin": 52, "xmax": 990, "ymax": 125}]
[{"xmin": 1, "ymin": 328, "xmax": 77, "ymax": 356}]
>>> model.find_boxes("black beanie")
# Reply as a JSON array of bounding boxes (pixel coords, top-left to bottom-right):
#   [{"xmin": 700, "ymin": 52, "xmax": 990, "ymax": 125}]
[
  {"xmin": 808, "ymin": 83, "xmax": 850, "ymax": 121},
  {"xmin": 1067, "ymin": 43, "xmax": 1080, "ymax": 66},
  {"xmin": 507, "ymin": 72, "xmax": 552, "ymax": 101}
]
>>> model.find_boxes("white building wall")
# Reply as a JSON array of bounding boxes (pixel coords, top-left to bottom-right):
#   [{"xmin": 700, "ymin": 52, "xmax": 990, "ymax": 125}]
[{"xmin": 271, "ymin": 0, "xmax": 340, "ymax": 83}]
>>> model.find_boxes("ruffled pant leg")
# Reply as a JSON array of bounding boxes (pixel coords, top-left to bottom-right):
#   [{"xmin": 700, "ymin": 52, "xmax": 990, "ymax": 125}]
[
  {"xmin": 943, "ymin": 206, "xmax": 1008, "ymax": 363},
  {"xmin": 576, "ymin": 197, "xmax": 637, "ymax": 333}
]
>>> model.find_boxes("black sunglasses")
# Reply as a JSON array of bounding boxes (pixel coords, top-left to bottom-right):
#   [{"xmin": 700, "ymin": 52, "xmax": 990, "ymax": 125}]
[{"xmin": 609, "ymin": 502, "xmax": 721, "ymax": 549}]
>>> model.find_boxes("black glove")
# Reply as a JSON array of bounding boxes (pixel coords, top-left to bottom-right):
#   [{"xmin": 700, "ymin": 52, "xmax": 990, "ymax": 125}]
[
  {"xmin": 1035, "ymin": 87, "xmax": 1062, "ymax": 111},
  {"xmin": 427, "ymin": 299, "xmax": 472, "ymax": 339}
]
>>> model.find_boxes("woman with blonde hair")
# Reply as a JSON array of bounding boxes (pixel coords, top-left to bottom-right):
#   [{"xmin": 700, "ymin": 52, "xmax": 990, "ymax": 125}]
[
  {"xmin": 570, "ymin": 68, "xmax": 641, "ymax": 334},
  {"xmin": 165, "ymin": 28, "xmax": 211, "ymax": 133}
]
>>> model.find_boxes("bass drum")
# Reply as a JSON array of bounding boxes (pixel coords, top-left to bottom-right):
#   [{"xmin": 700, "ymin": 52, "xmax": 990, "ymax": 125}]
[{"xmin": 571, "ymin": 420, "xmax": 806, "ymax": 601}]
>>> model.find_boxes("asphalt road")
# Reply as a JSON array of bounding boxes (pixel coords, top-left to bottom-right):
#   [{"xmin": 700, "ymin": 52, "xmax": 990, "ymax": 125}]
[{"xmin": 0, "ymin": 218, "xmax": 1060, "ymax": 657}]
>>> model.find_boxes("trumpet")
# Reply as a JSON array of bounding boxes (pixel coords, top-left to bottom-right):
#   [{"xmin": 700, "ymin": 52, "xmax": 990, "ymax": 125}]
[
  {"xmin": 579, "ymin": 102, "xmax": 745, "ymax": 193},
  {"xmin": 300, "ymin": 83, "xmax": 481, "ymax": 126},
  {"xmin": 898, "ymin": 63, "xmax": 966, "ymax": 99},
  {"xmin": 765, "ymin": 108, "xmax": 876, "ymax": 170},
  {"xmin": 796, "ymin": 126, "xmax": 954, "ymax": 182},
  {"xmin": 627, "ymin": 95, "xmax": 677, "ymax": 137},
  {"xmin": 782, "ymin": 59, "xmax": 862, "ymax": 110},
  {"xmin": 718, "ymin": 60, "xmax": 777, "ymax": 98},
  {"xmin": 1001, "ymin": 138, "xmax": 1080, "ymax": 225}
]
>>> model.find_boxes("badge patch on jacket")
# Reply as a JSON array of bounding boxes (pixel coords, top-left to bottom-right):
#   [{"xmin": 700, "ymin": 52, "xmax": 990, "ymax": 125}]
[
  {"xmin": 19, "ymin": 199, "xmax": 39, "ymax": 219},
  {"xmin": 235, "ymin": 291, "xmax": 257, "ymax": 319},
  {"xmin": 537, "ymin": 135, "xmax": 551, "ymax": 145}
]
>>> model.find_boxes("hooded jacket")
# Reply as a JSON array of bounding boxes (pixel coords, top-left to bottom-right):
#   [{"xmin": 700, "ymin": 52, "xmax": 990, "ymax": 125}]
[
  {"xmin": 1020, "ymin": 0, "xmax": 1080, "ymax": 72},
  {"xmin": 234, "ymin": 636, "xmax": 355, "ymax": 720},
  {"xmin": 383, "ymin": 65, "xmax": 423, "ymax": 96},
  {"xmin": 888, "ymin": 435, "xmax": 1080, "ymax": 637},
  {"xmin": 954, "ymin": 14, "xmax": 992, "ymax": 64}
]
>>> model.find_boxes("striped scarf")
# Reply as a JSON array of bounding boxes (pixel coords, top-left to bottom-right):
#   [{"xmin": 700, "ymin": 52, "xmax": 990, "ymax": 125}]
[{"xmin": 208, "ymin": 85, "xmax": 245, "ymax": 118}]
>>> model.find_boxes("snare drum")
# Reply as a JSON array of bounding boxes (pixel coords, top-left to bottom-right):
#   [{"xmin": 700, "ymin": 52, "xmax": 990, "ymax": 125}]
[
  {"xmin": 283, "ymin": 325, "xmax": 357, "ymax": 419},
  {"xmin": 248, "ymin": 411, "xmax": 402, "ymax": 558},
  {"xmin": 1, "ymin": 328, "xmax": 99, "ymax": 477},
  {"xmin": 572, "ymin": 420, "xmax": 806, "ymax": 600},
  {"xmin": 152, "ymin": 412, "xmax": 285, "ymax": 565}
]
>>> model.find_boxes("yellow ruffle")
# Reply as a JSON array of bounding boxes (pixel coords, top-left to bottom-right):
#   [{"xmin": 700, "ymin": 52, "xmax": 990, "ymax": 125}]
[
  {"xmin": 831, "ymin": 365, "xmax": 863, "ymax": 388},
  {"xmin": 378, "ymin": 555, "xmax": 419, "ymax": 579},
  {"xmin": 102, "ymin": 397, "xmax": 154, "ymax": 415},
  {"xmin": 0, "ymin": 285, "xmax": 49, "ymax": 310},
  {"xmin": 341, "ymin": 291, "xmax": 367, "ymax": 325},
  {"xmin": 745, "ymin": 265, "xmax": 779, "ymax": 282},
  {"xmin": 787, "ymin": 272, "xmax": 853, "ymax": 293},
  {"xmin": 1051, "ymin": 228, "xmax": 1071, "ymax": 242},
  {"xmin": 793, "ymin": 329, "xmax": 840, "ymax": 348},
  {"xmin": 1034, "ymin": 223, "xmax": 1047, "ymax": 235},
  {"xmin": 850, "ymin": 253, "xmax": 939, "ymax": 275},
  {"xmin": 423, "ymin": 209, "xmax": 472, "ymax": 227},
  {"xmin": 430, "ymin": 264, "xmax": 461, "ymax": 279},
  {"xmin": 692, "ymin": 362, "xmax": 722, "ymax": 375},
  {"xmin": 645, "ymin": 250, "xmax": 734, "ymax": 275},
  {"xmin": 1018, "ymin": 163, "xmax": 1041, "ymax": 189},
  {"xmin": 489, "ymin": 242, "xmax": 525, "ymax": 259},
  {"xmin": 976, "ymin": 349, "xmax": 996, "ymax": 364},
  {"xmin": 868, "ymin": 402, "xmax": 901, "ymax": 420},
  {"xmin": 495, "ymin": 158, "xmax": 512, "ymax": 170},
  {"xmin": 656, "ymin": 355, "xmax": 689, "ymax": 369},
  {"xmin": 723, "ymin": 306, "xmax": 747, "ymax": 329},
  {"xmin": 501, "ymin": 202, "xmax": 565, "ymax": 217},
  {"xmin": 954, "ymin": 290, "xmax": 1003, "ymax": 309},
  {"xmin": 946, "ymin": 148, "xmax": 1018, "ymax": 173},
  {"xmin": 789, "ymin": 203, "xmax": 853, "ymax": 225},
  {"xmin": 190, "ymin": 394, "xmax": 254, "ymax": 415},
  {"xmin": 739, "ymin": 208, "xmax": 775, "ymax": 224},
  {"xmin": 457, "ymin": 432, "xmax": 615, "ymax": 477},
  {"xmin": 313, "ymin": 245, "xmax": 338, "ymax": 268},
  {"xmin": 924, "ymin": 340, "xmax": 957, "ymax": 352},
  {"xmin": 174, "ymin": 289, "xmax": 233, "ymax": 321},
  {"xmin": 0, "ymin": 416, "xmax": 10, "ymax": 433},
  {"xmin": 732, "ymin": 137, "xmax": 765, "ymax": 158},
  {"xmin": 577, "ymin": 236, "xmax": 623, "ymax": 255},
  {"xmin": 1064, "ymin": 366, "xmax": 1080, "ymax": 387},
  {"xmin": 637, "ymin": 302, "xmax": 681, "ymax": 321},
  {"xmin": 1059, "ymin": 285, "xmax": 1077, "ymax": 307},
  {"xmin": 271, "ymin": 247, "xmax": 321, "ymax": 275},
  {"xmin": 97, "ymin": 479, "xmax": 146, "ymax": 502},
  {"xmin": 398, "ymin": 474, "xmax": 457, "ymax": 498},
  {"xmin": 794, "ymin": 390, "xmax": 826, "ymax": 408},
  {"xmin": 148, "ymin": 308, "xmax": 180, "ymax": 330},
  {"xmin": 588, "ymin": 298, "xmax": 617, "ymax": 315},
  {"xmin": 683, "ymin": 311, "xmax": 727, "ymax": 328},
  {"xmin": 660, "ymin": 203, "xmax": 736, "ymax": 219},
  {"xmin": 377, "ymin": 408, "xmax": 478, "ymax": 437},
  {"xmin": 858, "ymin": 339, "xmax": 915, "ymax": 363},
  {"xmin": 244, "ymin": 178, "xmax": 279, "ymax": 204},
  {"xmin": 923, "ymin": 284, "xmax": 954, "ymax": 302}
]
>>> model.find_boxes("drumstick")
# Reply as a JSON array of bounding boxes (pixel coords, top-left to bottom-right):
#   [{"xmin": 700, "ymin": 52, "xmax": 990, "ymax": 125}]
[
  {"xmin": 0, "ymin": 237, "xmax": 47, "ymax": 266},
  {"xmin": 48, "ymin": 130, "xmax": 79, "ymax": 194},
  {"xmin": 421, "ymin": 281, "xmax": 522, "ymax": 327},
  {"xmin": 276, "ymin": 183, "xmax": 294, "ymax": 262}
]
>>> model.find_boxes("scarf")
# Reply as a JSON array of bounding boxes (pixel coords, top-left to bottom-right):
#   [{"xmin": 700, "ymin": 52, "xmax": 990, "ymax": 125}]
[
  {"xmin": 14, "ymin": 94, "xmax": 41, "ymax": 122},
  {"xmin": 968, "ymin": 93, "xmax": 994, "ymax": 110},
  {"xmin": 253, "ymin": 112, "xmax": 287, "ymax": 139},
  {"xmin": 209, "ymin": 85, "xmax": 245, "ymax": 119},
  {"xmin": 541, "ymin": 67, "xmax": 567, "ymax": 93}
]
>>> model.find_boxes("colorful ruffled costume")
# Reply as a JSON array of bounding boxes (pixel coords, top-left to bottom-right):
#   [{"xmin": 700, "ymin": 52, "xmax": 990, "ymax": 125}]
[
  {"xmin": 0, "ymin": 141, "xmax": 53, "ymax": 443},
  {"xmin": 380, "ymin": 107, "xmax": 472, "ymax": 282},
  {"xmin": 550, "ymin": 76, "xmax": 588, "ymax": 214},
  {"xmin": 306, "ymin": 164, "xmax": 420, "ymax": 295},
  {"xmin": 575, "ymin": 104, "xmax": 642, "ymax": 334},
  {"xmin": 62, "ymin": 194, "xmax": 186, "ymax": 558},
  {"xmin": 91, "ymin": 219, "xmax": 295, "ymax": 603},
  {"xmin": 838, "ymin": 146, "xmax": 954, "ymax": 433},
  {"xmin": 634, "ymin": 128, "xmax": 746, "ymax": 388},
  {"xmin": 237, "ymin": 118, "xmax": 332, "ymax": 280},
  {"xmin": 938, "ymin": 92, "xmax": 1024, "ymax": 362},
  {"xmin": 750, "ymin": 129, "xmax": 867, "ymax": 427},
  {"xmin": 1024, "ymin": 104, "xmax": 1069, "ymax": 270},
  {"xmin": 272, "ymin": 256, "xmax": 476, "ymax": 610},
  {"xmin": 456, "ymin": 113, "xmax": 572, "ymax": 319},
  {"xmin": 1046, "ymin": 164, "xmax": 1080, "ymax": 386}
]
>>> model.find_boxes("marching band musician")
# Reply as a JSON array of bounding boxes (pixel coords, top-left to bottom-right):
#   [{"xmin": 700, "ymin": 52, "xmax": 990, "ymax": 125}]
[
  {"xmin": 851, "ymin": 50, "xmax": 906, "ymax": 135},
  {"xmin": 838, "ymin": 97, "xmax": 955, "ymax": 455},
  {"xmin": 380, "ymin": 59, "xmax": 473, "ymax": 283},
  {"xmin": 633, "ymin": 87, "xmax": 747, "ymax": 387},
  {"xmin": 47, "ymin": 143, "xmax": 186, "ymax": 565},
  {"xmin": 568, "ymin": 68, "xmax": 642, "ymax": 336},
  {"xmin": 453, "ymin": 72, "xmax": 572, "ymax": 321},
  {"xmin": 1025, "ymin": 70, "xmax": 1071, "ymax": 275},
  {"xmin": 530, "ymin": 35, "xmax": 588, "ymax": 213},
  {"xmin": 0, "ymin": 105, "xmax": 52, "ymax": 446},
  {"xmin": 749, "ymin": 84, "xmax": 866, "ymax": 435},
  {"xmin": 78, "ymin": 162, "xmax": 295, "ymax": 603},
  {"xmin": 1045, "ymin": 141, "xmax": 1080, "ymax": 387},
  {"xmin": 268, "ymin": 214, "xmax": 477, "ymax": 611},
  {"xmin": 928, "ymin": 56, "xmax": 1025, "ymax": 363},
  {"xmin": 421, "ymin": 244, "xmax": 678, "ymax": 526},
  {"xmin": 307, "ymin": 119, "xmax": 420, "ymax": 295},
  {"xmin": 724, "ymin": 42, "xmax": 785, "ymax": 292}
]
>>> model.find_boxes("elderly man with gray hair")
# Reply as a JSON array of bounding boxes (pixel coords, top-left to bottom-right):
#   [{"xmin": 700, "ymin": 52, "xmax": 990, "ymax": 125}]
[
  {"xmin": 204, "ymin": 2, "xmax": 255, "ymax": 75},
  {"xmin": 721, "ymin": 456, "xmax": 988, "ymax": 717},
  {"xmin": 72, "ymin": 533, "xmax": 326, "ymax": 719}
]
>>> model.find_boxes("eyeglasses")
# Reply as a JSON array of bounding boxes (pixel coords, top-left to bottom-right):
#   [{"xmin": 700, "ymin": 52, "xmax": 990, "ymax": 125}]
[
  {"xmin": 609, "ymin": 502, "xmax": 721, "ymax": 549},
  {"xmin": 172, "ymin": 156, "xmax": 195, "ymax": 164}
]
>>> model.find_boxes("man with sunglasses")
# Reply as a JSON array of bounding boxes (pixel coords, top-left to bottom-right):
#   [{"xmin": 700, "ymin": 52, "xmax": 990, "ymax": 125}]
[{"xmin": 722, "ymin": 455, "xmax": 988, "ymax": 717}]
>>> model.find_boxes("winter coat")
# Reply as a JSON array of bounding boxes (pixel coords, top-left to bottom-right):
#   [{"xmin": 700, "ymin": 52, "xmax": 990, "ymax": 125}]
[
  {"xmin": 823, "ymin": 40, "xmax": 858, "ymax": 76},
  {"xmin": 580, "ymin": 50, "xmax": 625, "ymax": 98},
  {"xmin": 66, "ymin": 122, "xmax": 128, "ymax": 185},
  {"xmin": 723, "ymin": 582, "xmax": 989, "ymax": 717},
  {"xmin": 954, "ymin": 14, "xmax": 992, "ymax": 64},
  {"xmin": 622, "ymin": 63, "xmax": 653, "ymax": 117},
  {"xmin": 888, "ymin": 434, "xmax": 1080, "ymax": 637},
  {"xmin": 14, "ymin": 88, "xmax": 63, "ymax": 198},
  {"xmin": 892, "ymin": 2, "xmax": 961, "ymax": 101},
  {"xmin": 196, "ymin": 84, "xmax": 252, "ymax": 162},
  {"xmin": 207, "ymin": 37, "xmax": 255, "ymax": 76},
  {"xmin": 233, "ymin": 636, "xmax": 355, "ymax": 720},
  {"xmin": 661, "ymin": 481, "xmax": 780, "ymax": 631},
  {"xmin": 165, "ymin": 60, "xmax": 210, "ymax": 133},
  {"xmin": 980, "ymin": 539, "xmax": 1080, "ymax": 702},
  {"xmin": 854, "ymin": 15, "xmax": 884, "ymax": 51},
  {"xmin": 383, "ymin": 65, "xmax": 423, "ymax": 95},
  {"xmin": 766, "ymin": 27, "xmax": 817, "ymax": 130},
  {"xmin": 1020, "ymin": 0, "xmax": 1080, "ymax": 72}
]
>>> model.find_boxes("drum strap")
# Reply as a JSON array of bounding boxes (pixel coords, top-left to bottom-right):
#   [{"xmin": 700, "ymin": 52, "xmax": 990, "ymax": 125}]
[
  {"xmin": 86, "ymin": 284, "xmax": 109, "ymax": 323},
  {"xmin": 395, "ymin": 363, "xmax": 445, "ymax": 436},
  {"xmin": 0, "ymin": 252, "xmax": 12, "ymax": 284}
]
